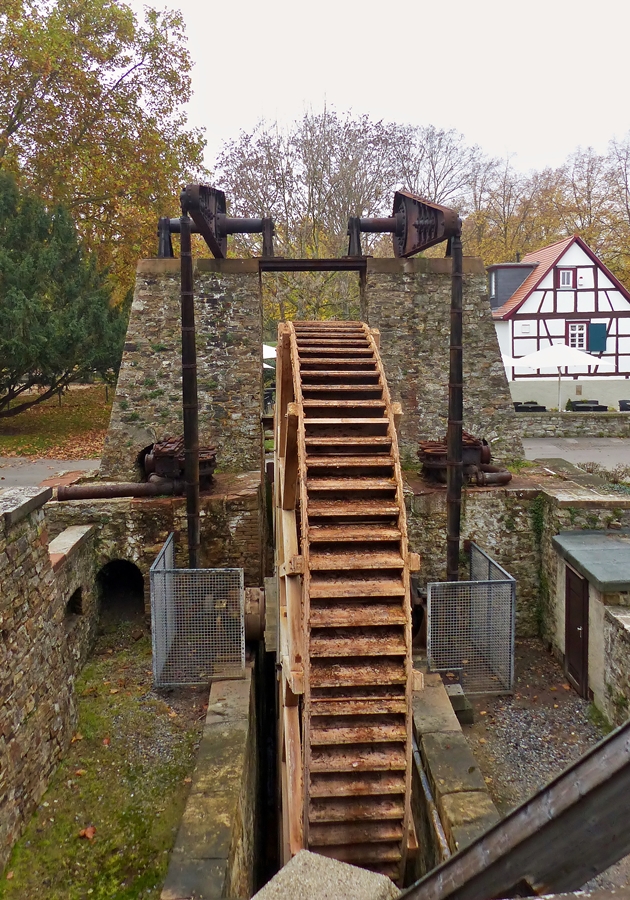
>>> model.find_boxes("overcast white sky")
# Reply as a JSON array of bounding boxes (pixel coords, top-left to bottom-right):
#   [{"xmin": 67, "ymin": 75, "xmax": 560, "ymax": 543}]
[{"xmin": 129, "ymin": 0, "xmax": 630, "ymax": 173}]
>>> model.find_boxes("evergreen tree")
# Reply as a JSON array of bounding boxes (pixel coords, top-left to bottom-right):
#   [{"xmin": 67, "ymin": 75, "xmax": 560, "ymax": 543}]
[{"xmin": 0, "ymin": 172, "xmax": 125, "ymax": 417}]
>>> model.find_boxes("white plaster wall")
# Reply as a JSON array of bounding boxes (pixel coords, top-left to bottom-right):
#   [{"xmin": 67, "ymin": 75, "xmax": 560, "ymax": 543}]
[{"xmin": 555, "ymin": 555, "xmax": 566, "ymax": 656}]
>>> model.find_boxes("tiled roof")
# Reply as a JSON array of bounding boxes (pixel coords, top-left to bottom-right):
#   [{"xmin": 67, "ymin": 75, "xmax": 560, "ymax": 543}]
[{"xmin": 492, "ymin": 236, "xmax": 575, "ymax": 319}]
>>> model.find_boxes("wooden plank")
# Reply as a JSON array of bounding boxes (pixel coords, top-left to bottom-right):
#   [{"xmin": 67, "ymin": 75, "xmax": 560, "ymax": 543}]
[
  {"xmin": 308, "ymin": 821, "xmax": 403, "ymax": 846},
  {"xmin": 310, "ymin": 659, "xmax": 407, "ymax": 687},
  {"xmin": 282, "ymin": 403, "xmax": 299, "ymax": 510},
  {"xmin": 316, "ymin": 843, "xmax": 402, "ymax": 864},
  {"xmin": 309, "ymin": 797, "xmax": 405, "ymax": 822},
  {"xmin": 309, "ymin": 773, "xmax": 406, "ymax": 797},
  {"xmin": 309, "ymin": 578, "xmax": 405, "ymax": 598},
  {"xmin": 310, "ymin": 744, "xmax": 407, "ymax": 773},
  {"xmin": 306, "ymin": 477, "xmax": 396, "ymax": 491},
  {"xmin": 309, "ymin": 604, "xmax": 406, "ymax": 628},
  {"xmin": 309, "ymin": 633, "xmax": 406, "ymax": 657},
  {"xmin": 303, "ymin": 399, "xmax": 386, "ymax": 409},
  {"xmin": 277, "ymin": 326, "xmax": 293, "ymax": 455},
  {"xmin": 306, "ymin": 456, "xmax": 395, "ymax": 468},
  {"xmin": 308, "ymin": 525, "xmax": 402, "ymax": 542},
  {"xmin": 309, "ymin": 552, "xmax": 404, "ymax": 571},
  {"xmin": 310, "ymin": 698, "xmax": 408, "ymax": 716},
  {"xmin": 284, "ymin": 703, "xmax": 304, "ymax": 857},
  {"xmin": 310, "ymin": 720, "xmax": 407, "ymax": 745},
  {"xmin": 303, "ymin": 417, "xmax": 390, "ymax": 426},
  {"xmin": 403, "ymin": 718, "xmax": 630, "ymax": 900},
  {"xmin": 307, "ymin": 499, "xmax": 399, "ymax": 517}
]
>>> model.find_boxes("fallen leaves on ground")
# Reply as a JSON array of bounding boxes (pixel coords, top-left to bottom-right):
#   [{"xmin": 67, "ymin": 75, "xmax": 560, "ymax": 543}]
[{"xmin": 78, "ymin": 826, "xmax": 96, "ymax": 841}]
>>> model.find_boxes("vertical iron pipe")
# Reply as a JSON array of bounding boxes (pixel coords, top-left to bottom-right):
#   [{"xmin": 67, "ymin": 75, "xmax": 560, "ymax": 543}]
[
  {"xmin": 180, "ymin": 213, "xmax": 200, "ymax": 568},
  {"xmin": 446, "ymin": 228, "xmax": 463, "ymax": 581}
]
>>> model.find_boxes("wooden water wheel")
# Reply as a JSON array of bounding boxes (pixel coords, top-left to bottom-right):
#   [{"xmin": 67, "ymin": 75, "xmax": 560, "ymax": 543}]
[{"xmin": 274, "ymin": 320, "xmax": 417, "ymax": 884}]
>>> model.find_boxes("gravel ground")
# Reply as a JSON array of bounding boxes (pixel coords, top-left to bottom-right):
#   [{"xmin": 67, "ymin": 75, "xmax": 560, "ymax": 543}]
[{"xmin": 462, "ymin": 638, "xmax": 630, "ymax": 891}]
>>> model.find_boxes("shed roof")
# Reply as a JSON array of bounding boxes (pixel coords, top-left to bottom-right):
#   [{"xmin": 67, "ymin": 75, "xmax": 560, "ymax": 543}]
[{"xmin": 552, "ymin": 530, "xmax": 630, "ymax": 593}]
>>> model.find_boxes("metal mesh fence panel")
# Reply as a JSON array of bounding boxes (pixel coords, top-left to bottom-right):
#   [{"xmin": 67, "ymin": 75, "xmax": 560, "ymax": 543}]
[
  {"xmin": 427, "ymin": 543, "xmax": 515, "ymax": 695},
  {"xmin": 150, "ymin": 534, "xmax": 245, "ymax": 686}
]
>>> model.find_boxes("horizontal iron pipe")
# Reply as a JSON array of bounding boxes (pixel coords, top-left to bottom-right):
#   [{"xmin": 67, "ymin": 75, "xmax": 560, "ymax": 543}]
[{"xmin": 57, "ymin": 480, "xmax": 184, "ymax": 501}]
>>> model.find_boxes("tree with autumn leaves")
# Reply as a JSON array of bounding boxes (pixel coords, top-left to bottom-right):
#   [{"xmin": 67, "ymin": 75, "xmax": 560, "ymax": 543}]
[
  {"xmin": 0, "ymin": 0, "xmax": 204, "ymax": 414},
  {"xmin": 216, "ymin": 112, "xmax": 630, "ymax": 329},
  {"xmin": 0, "ymin": 0, "xmax": 205, "ymax": 304}
]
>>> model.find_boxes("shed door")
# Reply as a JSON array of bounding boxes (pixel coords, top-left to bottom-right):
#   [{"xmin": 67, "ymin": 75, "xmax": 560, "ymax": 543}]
[{"xmin": 565, "ymin": 566, "xmax": 589, "ymax": 697}]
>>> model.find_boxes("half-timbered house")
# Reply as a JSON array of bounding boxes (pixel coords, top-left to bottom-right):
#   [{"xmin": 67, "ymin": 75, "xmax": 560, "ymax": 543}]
[{"xmin": 490, "ymin": 235, "xmax": 630, "ymax": 404}]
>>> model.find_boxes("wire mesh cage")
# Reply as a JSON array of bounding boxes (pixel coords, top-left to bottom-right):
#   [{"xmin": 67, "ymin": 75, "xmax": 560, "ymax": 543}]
[
  {"xmin": 427, "ymin": 543, "xmax": 515, "ymax": 695},
  {"xmin": 150, "ymin": 534, "xmax": 246, "ymax": 686}
]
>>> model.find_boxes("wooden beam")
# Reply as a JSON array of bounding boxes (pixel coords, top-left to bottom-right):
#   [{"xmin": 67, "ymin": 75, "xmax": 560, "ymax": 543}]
[
  {"xmin": 403, "ymin": 719, "xmax": 630, "ymax": 900},
  {"xmin": 284, "ymin": 703, "xmax": 304, "ymax": 857},
  {"xmin": 282, "ymin": 402, "xmax": 299, "ymax": 510},
  {"xmin": 277, "ymin": 326, "xmax": 293, "ymax": 455}
]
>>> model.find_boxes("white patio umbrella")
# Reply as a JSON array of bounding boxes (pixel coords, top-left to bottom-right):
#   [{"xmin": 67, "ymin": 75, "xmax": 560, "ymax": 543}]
[
  {"xmin": 512, "ymin": 343, "xmax": 615, "ymax": 410},
  {"xmin": 262, "ymin": 344, "xmax": 276, "ymax": 359}
]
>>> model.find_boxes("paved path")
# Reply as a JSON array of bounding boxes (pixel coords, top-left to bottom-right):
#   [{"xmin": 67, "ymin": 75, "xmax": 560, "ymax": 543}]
[
  {"xmin": 0, "ymin": 457, "xmax": 100, "ymax": 488},
  {"xmin": 523, "ymin": 438, "xmax": 630, "ymax": 468}
]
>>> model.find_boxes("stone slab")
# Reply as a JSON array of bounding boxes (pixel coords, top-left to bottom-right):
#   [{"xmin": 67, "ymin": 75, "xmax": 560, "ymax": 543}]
[
  {"xmin": 553, "ymin": 530, "xmax": 630, "ymax": 592},
  {"xmin": 0, "ymin": 486, "xmax": 52, "ymax": 526},
  {"xmin": 48, "ymin": 524, "xmax": 94, "ymax": 557},
  {"xmin": 412, "ymin": 672, "xmax": 461, "ymax": 736},
  {"xmin": 252, "ymin": 850, "xmax": 400, "ymax": 900},
  {"xmin": 439, "ymin": 791, "xmax": 500, "ymax": 852},
  {"xmin": 420, "ymin": 731, "xmax": 487, "ymax": 798}
]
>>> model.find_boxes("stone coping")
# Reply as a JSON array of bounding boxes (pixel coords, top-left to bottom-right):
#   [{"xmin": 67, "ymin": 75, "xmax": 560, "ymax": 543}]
[
  {"xmin": 161, "ymin": 668, "xmax": 253, "ymax": 900},
  {"xmin": 606, "ymin": 605, "xmax": 630, "ymax": 633},
  {"xmin": 48, "ymin": 525, "xmax": 95, "ymax": 573},
  {"xmin": 553, "ymin": 530, "xmax": 630, "ymax": 592},
  {"xmin": 0, "ymin": 486, "xmax": 52, "ymax": 527},
  {"xmin": 412, "ymin": 671, "xmax": 500, "ymax": 854},
  {"xmin": 136, "ymin": 256, "xmax": 485, "ymax": 277}
]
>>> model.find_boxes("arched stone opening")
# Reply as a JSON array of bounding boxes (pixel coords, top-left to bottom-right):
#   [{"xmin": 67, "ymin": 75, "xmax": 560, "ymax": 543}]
[{"xmin": 97, "ymin": 559, "xmax": 145, "ymax": 625}]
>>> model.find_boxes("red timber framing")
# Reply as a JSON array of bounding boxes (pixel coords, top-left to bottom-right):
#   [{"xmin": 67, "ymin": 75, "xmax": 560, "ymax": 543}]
[{"xmin": 494, "ymin": 235, "xmax": 630, "ymax": 379}]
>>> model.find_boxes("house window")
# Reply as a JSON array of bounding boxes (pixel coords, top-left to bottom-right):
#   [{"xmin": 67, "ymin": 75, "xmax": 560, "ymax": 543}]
[
  {"xmin": 489, "ymin": 271, "xmax": 496, "ymax": 298},
  {"xmin": 558, "ymin": 268, "xmax": 575, "ymax": 289},
  {"xmin": 521, "ymin": 323, "xmax": 531, "ymax": 334},
  {"xmin": 568, "ymin": 322, "xmax": 587, "ymax": 350}
]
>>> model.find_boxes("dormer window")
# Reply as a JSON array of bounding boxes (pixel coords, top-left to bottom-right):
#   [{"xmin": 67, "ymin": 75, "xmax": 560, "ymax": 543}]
[
  {"xmin": 558, "ymin": 268, "xmax": 575, "ymax": 289},
  {"xmin": 489, "ymin": 271, "xmax": 496, "ymax": 298}
]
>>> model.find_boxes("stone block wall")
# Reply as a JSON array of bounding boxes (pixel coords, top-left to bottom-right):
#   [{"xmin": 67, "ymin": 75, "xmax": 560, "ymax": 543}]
[
  {"xmin": 0, "ymin": 489, "xmax": 99, "ymax": 870},
  {"xmin": 406, "ymin": 481, "xmax": 541, "ymax": 637},
  {"xmin": 45, "ymin": 473, "xmax": 266, "ymax": 609},
  {"xmin": 100, "ymin": 258, "xmax": 263, "ymax": 479},
  {"xmin": 49, "ymin": 525, "xmax": 98, "ymax": 673},
  {"xmin": 161, "ymin": 668, "xmax": 257, "ymax": 900},
  {"xmin": 515, "ymin": 411, "xmax": 630, "ymax": 439},
  {"xmin": 603, "ymin": 608, "xmax": 630, "ymax": 726},
  {"xmin": 362, "ymin": 258, "xmax": 523, "ymax": 464}
]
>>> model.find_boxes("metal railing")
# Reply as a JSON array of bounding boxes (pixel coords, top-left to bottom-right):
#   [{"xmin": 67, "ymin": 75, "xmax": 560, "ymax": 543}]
[
  {"xmin": 150, "ymin": 533, "xmax": 245, "ymax": 686},
  {"xmin": 427, "ymin": 543, "xmax": 515, "ymax": 694}
]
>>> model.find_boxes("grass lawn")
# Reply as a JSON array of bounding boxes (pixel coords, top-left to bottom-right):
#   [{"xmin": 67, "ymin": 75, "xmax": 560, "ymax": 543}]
[
  {"xmin": 0, "ymin": 386, "xmax": 113, "ymax": 458},
  {"xmin": 0, "ymin": 622, "xmax": 205, "ymax": 899}
]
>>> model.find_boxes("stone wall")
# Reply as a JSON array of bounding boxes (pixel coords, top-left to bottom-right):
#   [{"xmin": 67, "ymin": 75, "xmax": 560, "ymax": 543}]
[
  {"xmin": 45, "ymin": 473, "xmax": 266, "ymax": 608},
  {"xmin": 362, "ymin": 258, "xmax": 524, "ymax": 464},
  {"xmin": 406, "ymin": 480, "xmax": 541, "ymax": 637},
  {"xmin": 100, "ymin": 259, "xmax": 263, "ymax": 479},
  {"xmin": 0, "ymin": 489, "xmax": 99, "ymax": 870},
  {"xmin": 161, "ymin": 668, "xmax": 257, "ymax": 900},
  {"xmin": 603, "ymin": 608, "xmax": 630, "ymax": 726},
  {"xmin": 516, "ymin": 411, "xmax": 630, "ymax": 438}
]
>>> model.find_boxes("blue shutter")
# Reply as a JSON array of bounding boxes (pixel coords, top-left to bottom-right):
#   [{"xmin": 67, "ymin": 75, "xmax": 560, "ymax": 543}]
[{"xmin": 588, "ymin": 323, "xmax": 607, "ymax": 353}]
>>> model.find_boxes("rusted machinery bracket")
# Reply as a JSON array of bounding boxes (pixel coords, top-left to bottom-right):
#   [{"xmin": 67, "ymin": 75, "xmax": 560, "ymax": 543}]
[
  {"xmin": 401, "ymin": 718, "xmax": 630, "ymax": 900},
  {"xmin": 158, "ymin": 184, "xmax": 275, "ymax": 258},
  {"xmin": 347, "ymin": 191, "xmax": 461, "ymax": 258}
]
